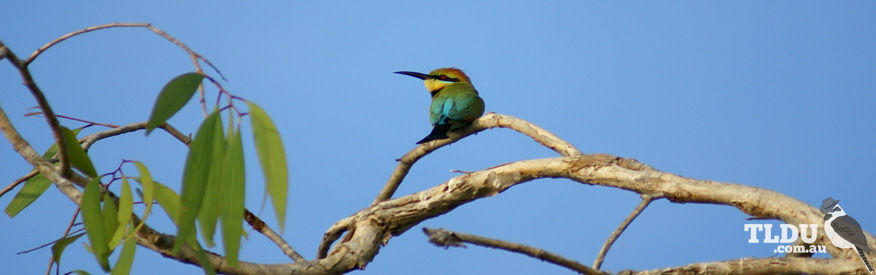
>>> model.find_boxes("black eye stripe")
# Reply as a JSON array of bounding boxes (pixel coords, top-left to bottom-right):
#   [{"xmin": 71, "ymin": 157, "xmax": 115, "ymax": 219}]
[{"xmin": 432, "ymin": 75, "xmax": 460, "ymax": 82}]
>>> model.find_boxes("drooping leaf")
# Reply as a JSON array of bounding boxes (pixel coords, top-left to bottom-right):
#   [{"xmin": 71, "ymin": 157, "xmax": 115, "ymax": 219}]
[
  {"xmin": 132, "ymin": 162, "xmax": 154, "ymax": 233},
  {"xmin": 153, "ymin": 182, "xmax": 181, "ymax": 224},
  {"xmin": 42, "ymin": 144, "xmax": 58, "ymax": 160},
  {"xmin": 198, "ymin": 113, "xmax": 226, "ymax": 247},
  {"xmin": 174, "ymin": 110, "xmax": 222, "ymax": 253},
  {"xmin": 51, "ymin": 232, "xmax": 85, "ymax": 265},
  {"xmin": 82, "ymin": 178, "xmax": 111, "ymax": 271},
  {"xmin": 101, "ymin": 192, "xmax": 119, "ymax": 250},
  {"xmin": 220, "ymin": 126, "xmax": 245, "ymax": 266},
  {"xmin": 191, "ymin": 242, "xmax": 217, "ymax": 275},
  {"xmin": 6, "ymin": 128, "xmax": 87, "ymax": 217},
  {"xmin": 5, "ymin": 173, "xmax": 51, "ymax": 217},
  {"xmin": 42, "ymin": 127, "xmax": 80, "ymax": 160},
  {"xmin": 60, "ymin": 126, "xmax": 97, "ymax": 177},
  {"xmin": 247, "ymin": 102, "xmax": 288, "ymax": 232},
  {"xmin": 145, "ymin": 72, "xmax": 205, "ymax": 135},
  {"xmin": 110, "ymin": 237, "xmax": 137, "ymax": 275},
  {"xmin": 109, "ymin": 178, "xmax": 133, "ymax": 248}
]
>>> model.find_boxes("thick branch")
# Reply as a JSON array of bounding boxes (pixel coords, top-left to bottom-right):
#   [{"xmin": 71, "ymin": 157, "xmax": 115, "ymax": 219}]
[
  {"xmin": 626, "ymin": 257, "xmax": 866, "ymax": 274},
  {"xmin": 317, "ymin": 155, "xmax": 874, "ymax": 273},
  {"xmin": 423, "ymin": 227, "xmax": 605, "ymax": 275}
]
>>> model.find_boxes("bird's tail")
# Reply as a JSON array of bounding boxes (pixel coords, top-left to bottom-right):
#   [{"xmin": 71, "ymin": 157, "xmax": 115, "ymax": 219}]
[
  {"xmin": 416, "ymin": 123, "xmax": 452, "ymax": 144},
  {"xmin": 856, "ymin": 246, "xmax": 874, "ymax": 273}
]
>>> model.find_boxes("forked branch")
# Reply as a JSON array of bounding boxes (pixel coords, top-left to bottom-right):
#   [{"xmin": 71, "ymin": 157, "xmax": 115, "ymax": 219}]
[{"xmin": 372, "ymin": 113, "xmax": 583, "ymax": 204}]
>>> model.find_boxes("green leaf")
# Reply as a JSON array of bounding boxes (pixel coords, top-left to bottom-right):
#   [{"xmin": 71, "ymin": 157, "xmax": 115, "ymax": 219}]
[
  {"xmin": 69, "ymin": 270, "xmax": 91, "ymax": 275},
  {"xmin": 153, "ymin": 182, "xmax": 181, "ymax": 224},
  {"xmin": 132, "ymin": 162, "xmax": 154, "ymax": 234},
  {"xmin": 220, "ymin": 126, "xmax": 245, "ymax": 266},
  {"xmin": 43, "ymin": 127, "xmax": 81, "ymax": 159},
  {"xmin": 198, "ymin": 113, "xmax": 226, "ymax": 248},
  {"xmin": 109, "ymin": 178, "xmax": 133, "ymax": 248},
  {"xmin": 247, "ymin": 102, "xmax": 288, "ymax": 232},
  {"xmin": 101, "ymin": 192, "xmax": 119, "ymax": 250},
  {"xmin": 60, "ymin": 126, "xmax": 97, "ymax": 177},
  {"xmin": 82, "ymin": 178, "xmax": 111, "ymax": 271},
  {"xmin": 191, "ymin": 243, "xmax": 217, "ymax": 275},
  {"xmin": 51, "ymin": 232, "xmax": 85, "ymax": 265},
  {"xmin": 4, "ymin": 173, "xmax": 51, "ymax": 217},
  {"xmin": 111, "ymin": 237, "xmax": 137, "ymax": 275},
  {"xmin": 42, "ymin": 144, "xmax": 58, "ymax": 159},
  {"xmin": 174, "ymin": 110, "xmax": 222, "ymax": 253},
  {"xmin": 145, "ymin": 72, "xmax": 205, "ymax": 135}
]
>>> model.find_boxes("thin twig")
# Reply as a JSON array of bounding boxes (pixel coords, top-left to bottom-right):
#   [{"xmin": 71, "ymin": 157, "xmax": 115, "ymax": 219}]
[
  {"xmin": 592, "ymin": 193, "xmax": 663, "ymax": 269},
  {"xmin": 79, "ymin": 121, "xmax": 190, "ymax": 151},
  {"xmin": 243, "ymin": 210, "xmax": 306, "ymax": 262},
  {"xmin": 25, "ymin": 22, "xmax": 226, "ymax": 116},
  {"xmin": 0, "ymin": 169, "xmax": 38, "ymax": 198},
  {"xmin": 26, "ymin": 112, "xmax": 119, "ymax": 128},
  {"xmin": 19, "ymin": 227, "xmax": 84, "ymax": 255},
  {"xmin": 241, "ymin": 210, "xmax": 302, "ymax": 261},
  {"xmin": 372, "ymin": 113, "xmax": 582, "ymax": 204},
  {"xmin": 422, "ymin": 228, "xmax": 605, "ymax": 275},
  {"xmin": 1, "ymin": 39, "xmax": 70, "ymax": 177},
  {"xmin": 45, "ymin": 208, "xmax": 81, "ymax": 275}
]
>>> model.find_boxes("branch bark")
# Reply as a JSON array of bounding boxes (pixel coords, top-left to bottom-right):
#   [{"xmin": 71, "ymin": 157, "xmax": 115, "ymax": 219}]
[{"xmin": 315, "ymin": 154, "xmax": 874, "ymax": 274}]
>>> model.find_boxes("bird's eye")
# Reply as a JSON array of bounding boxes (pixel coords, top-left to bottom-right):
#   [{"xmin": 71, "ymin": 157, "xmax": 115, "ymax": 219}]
[
  {"xmin": 834, "ymin": 207, "xmax": 841, "ymax": 211},
  {"xmin": 439, "ymin": 75, "xmax": 448, "ymax": 80}
]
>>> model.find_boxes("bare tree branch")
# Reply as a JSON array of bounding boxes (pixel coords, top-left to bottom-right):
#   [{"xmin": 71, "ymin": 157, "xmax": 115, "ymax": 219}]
[
  {"xmin": 423, "ymin": 227, "xmax": 605, "ymax": 275},
  {"xmin": 627, "ymin": 257, "xmax": 866, "ymax": 275},
  {"xmin": 372, "ymin": 113, "xmax": 583, "ymax": 204},
  {"xmin": 593, "ymin": 193, "xmax": 663, "ymax": 269},
  {"xmin": 79, "ymin": 122, "xmax": 190, "ymax": 151},
  {"xmin": 244, "ymin": 210, "xmax": 306, "ymax": 263},
  {"xmin": 1, "ymin": 39, "xmax": 70, "ymax": 177},
  {"xmin": 25, "ymin": 22, "xmax": 226, "ymax": 116},
  {"xmin": 317, "ymin": 154, "xmax": 874, "ymax": 274},
  {"xmin": 0, "ymin": 169, "xmax": 38, "ymax": 198},
  {"xmin": 323, "ymin": 113, "xmax": 583, "ymax": 258}
]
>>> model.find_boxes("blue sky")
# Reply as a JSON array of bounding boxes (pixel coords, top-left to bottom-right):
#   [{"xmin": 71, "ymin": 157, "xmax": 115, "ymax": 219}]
[{"xmin": 1, "ymin": 2, "xmax": 875, "ymax": 274}]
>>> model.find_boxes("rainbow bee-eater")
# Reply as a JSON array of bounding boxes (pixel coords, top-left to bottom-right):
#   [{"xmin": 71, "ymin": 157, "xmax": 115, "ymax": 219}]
[{"xmin": 395, "ymin": 68, "xmax": 485, "ymax": 144}]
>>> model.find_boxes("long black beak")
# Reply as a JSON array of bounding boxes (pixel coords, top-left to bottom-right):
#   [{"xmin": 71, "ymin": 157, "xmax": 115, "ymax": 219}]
[{"xmin": 394, "ymin": 71, "xmax": 431, "ymax": 80}]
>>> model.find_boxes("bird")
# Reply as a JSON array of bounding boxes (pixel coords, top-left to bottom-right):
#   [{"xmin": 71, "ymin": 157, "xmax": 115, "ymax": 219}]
[
  {"xmin": 395, "ymin": 68, "xmax": 485, "ymax": 144},
  {"xmin": 821, "ymin": 197, "xmax": 873, "ymax": 273}
]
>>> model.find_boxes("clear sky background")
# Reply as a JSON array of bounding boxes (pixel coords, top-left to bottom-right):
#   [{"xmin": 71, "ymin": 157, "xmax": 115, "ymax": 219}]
[{"xmin": 1, "ymin": 2, "xmax": 875, "ymax": 274}]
